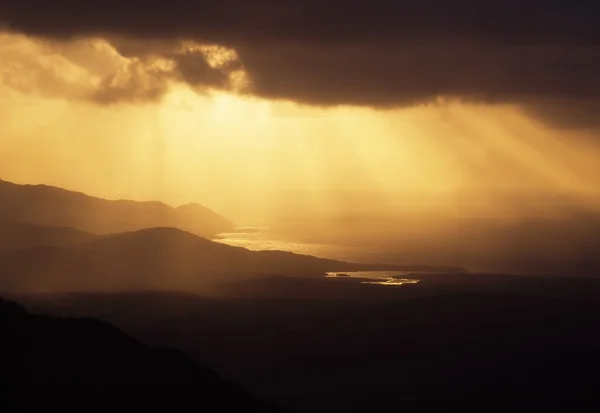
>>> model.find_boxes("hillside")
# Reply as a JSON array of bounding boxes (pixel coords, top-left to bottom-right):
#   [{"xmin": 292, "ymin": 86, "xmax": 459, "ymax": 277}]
[
  {"xmin": 0, "ymin": 179, "xmax": 235, "ymax": 237},
  {"xmin": 0, "ymin": 221, "xmax": 99, "ymax": 249},
  {"xmin": 11, "ymin": 288, "xmax": 600, "ymax": 411},
  {"xmin": 0, "ymin": 297, "xmax": 275, "ymax": 408},
  {"xmin": 0, "ymin": 226, "xmax": 466, "ymax": 293}
]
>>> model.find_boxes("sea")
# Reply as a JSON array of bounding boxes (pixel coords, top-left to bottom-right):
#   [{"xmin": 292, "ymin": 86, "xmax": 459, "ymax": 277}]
[
  {"xmin": 215, "ymin": 228, "xmax": 428, "ymax": 285},
  {"xmin": 214, "ymin": 228, "xmax": 383, "ymax": 263}
]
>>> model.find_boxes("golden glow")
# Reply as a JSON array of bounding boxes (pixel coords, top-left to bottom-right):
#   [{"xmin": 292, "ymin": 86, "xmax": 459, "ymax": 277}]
[
  {"xmin": 181, "ymin": 43, "xmax": 239, "ymax": 68},
  {"xmin": 180, "ymin": 41, "xmax": 251, "ymax": 91},
  {"xmin": 1, "ymin": 31, "xmax": 599, "ymax": 225}
]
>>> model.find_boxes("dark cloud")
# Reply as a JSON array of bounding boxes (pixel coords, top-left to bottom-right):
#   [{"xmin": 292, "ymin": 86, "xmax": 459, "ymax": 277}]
[
  {"xmin": 2, "ymin": 1, "xmax": 599, "ymax": 45},
  {"xmin": 90, "ymin": 58, "xmax": 175, "ymax": 104},
  {"xmin": 524, "ymin": 98, "xmax": 600, "ymax": 130},
  {"xmin": 1, "ymin": 0, "xmax": 600, "ymax": 126}
]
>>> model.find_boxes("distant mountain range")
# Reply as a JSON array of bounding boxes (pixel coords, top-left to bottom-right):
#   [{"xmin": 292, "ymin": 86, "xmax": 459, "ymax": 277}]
[
  {"xmin": 0, "ymin": 221, "xmax": 98, "ymax": 249},
  {"xmin": 0, "ymin": 224, "xmax": 465, "ymax": 293},
  {"xmin": 0, "ymin": 179, "xmax": 235, "ymax": 237},
  {"xmin": 0, "ymin": 296, "xmax": 276, "ymax": 407},
  {"xmin": 0, "ymin": 180, "xmax": 466, "ymax": 294}
]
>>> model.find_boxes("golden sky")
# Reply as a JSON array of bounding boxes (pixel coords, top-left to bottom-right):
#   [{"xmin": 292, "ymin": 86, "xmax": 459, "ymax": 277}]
[{"xmin": 1, "ymin": 32, "xmax": 599, "ymax": 223}]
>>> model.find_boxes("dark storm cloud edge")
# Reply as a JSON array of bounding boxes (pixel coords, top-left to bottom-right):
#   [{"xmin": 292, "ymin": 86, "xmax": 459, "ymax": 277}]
[{"xmin": 2, "ymin": 0, "xmax": 600, "ymax": 128}]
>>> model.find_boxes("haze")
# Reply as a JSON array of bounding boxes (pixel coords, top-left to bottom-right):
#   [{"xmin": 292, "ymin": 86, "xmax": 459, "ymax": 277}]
[
  {"xmin": 3, "ymin": 2, "xmax": 600, "ymax": 409},
  {"xmin": 2, "ymin": 32, "xmax": 599, "ymax": 221}
]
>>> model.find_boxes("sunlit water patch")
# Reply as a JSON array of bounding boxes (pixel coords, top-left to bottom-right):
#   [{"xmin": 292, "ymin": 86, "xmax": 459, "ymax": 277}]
[
  {"xmin": 216, "ymin": 229, "xmax": 378, "ymax": 262},
  {"xmin": 218, "ymin": 231, "xmax": 428, "ymax": 287},
  {"xmin": 326, "ymin": 271, "xmax": 420, "ymax": 286},
  {"xmin": 361, "ymin": 278, "xmax": 420, "ymax": 286}
]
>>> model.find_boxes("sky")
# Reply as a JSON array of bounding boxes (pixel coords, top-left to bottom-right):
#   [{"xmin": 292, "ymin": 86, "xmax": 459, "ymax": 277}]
[{"xmin": 1, "ymin": 1, "xmax": 599, "ymax": 223}]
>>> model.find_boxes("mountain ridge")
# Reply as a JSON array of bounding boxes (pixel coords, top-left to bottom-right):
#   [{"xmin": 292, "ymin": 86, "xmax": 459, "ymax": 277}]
[
  {"xmin": 0, "ymin": 225, "xmax": 467, "ymax": 294},
  {"xmin": 0, "ymin": 179, "xmax": 235, "ymax": 237},
  {"xmin": 0, "ymin": 296, "xmax": 277, "ymax": 408}
]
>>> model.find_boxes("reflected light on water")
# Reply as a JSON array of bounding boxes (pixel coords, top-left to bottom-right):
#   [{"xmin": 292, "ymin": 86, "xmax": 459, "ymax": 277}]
[
  {"xmin": 361, "ymin": 279, "xmax": 420, "ymax": 286},
  {"xmin": 325, "ymin": 272, "xmax": 420, "ymax": 287},
  {"xmin": 216, "ymin": 230, "xmax": 376, "ymax": 261}
]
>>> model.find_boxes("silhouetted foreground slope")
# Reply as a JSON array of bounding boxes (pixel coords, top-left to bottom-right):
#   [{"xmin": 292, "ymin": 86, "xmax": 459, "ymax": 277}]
[
  {"xmin": 0, "ymin": 179, "xmax": 234, "ymax": 237},
  {"xmin": 0, "ymin": 227, "xmax": 465, "ymax": 293},
  {"xmin": 14, "ymin": 288, "xmax": 600, "ymax": 411},
  {"xmin": 0, "ymin": 297, "xmax": 275, "ymax": 408}
]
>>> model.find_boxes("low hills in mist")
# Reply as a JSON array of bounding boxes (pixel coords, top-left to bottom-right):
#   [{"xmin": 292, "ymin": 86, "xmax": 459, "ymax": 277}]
[
  {"xmin": 0, "ymin": 179, "xmax": 465, "ymax": 293},
  {"xmin": 0, "ymin": 179, "xmax": 235, "ymax": 237},
  {"xmin": 0, "ymin": 297, "xmax": 274, "ymax": 407},
  {"xmin": 0, "ymin": 224, "xmax": 463, "ymax": 293},
  {"xmin": 0, "ymin": 221, "xmax": 97, "ymax": 249}
]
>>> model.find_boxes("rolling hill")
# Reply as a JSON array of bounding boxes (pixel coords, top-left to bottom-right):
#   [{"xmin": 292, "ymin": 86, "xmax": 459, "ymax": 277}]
[
  {"xmin": 0, "ymin": 226, "xmax": 466, "ymax": 293},
  {"xmin": 0, "ymin": 179, "xmax": 235, "ymax": 237},
  {"xmin": 0, "ymin": 221, "xmax": 99, "ymax": 249},
  {"xmin": 0, "ymin": 297, "xmax": 276, "ymax": 408}
]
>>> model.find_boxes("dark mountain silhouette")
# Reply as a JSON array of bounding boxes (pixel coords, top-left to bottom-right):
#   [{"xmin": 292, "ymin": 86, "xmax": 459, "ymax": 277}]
[
  {"xmin": 0, "ymin": 221, "xmax": 99, "ymax": 249},
  {"xmin": 12, "ymin": 287, "xmax": 600, "ymax": 411},
  {"xmin": 0, "ymin": 297, "xmax": 276, "ymax": 408},
  {"xmin": 0, "ymin": 179, "xmax": 235, "ymax": 237},
  {"xmin": 0, "ymin": 226, "xmax": 466, "ymax": 293}
]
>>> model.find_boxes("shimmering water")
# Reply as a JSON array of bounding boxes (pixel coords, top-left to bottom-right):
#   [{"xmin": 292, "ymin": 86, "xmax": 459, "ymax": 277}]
[
  {"xmin": 215, "ymin": 230, "xmax": 380, "ymax": 263},
  {"xmin": 325, "ymin": 272, "xmax": 420, "ymax": 286},
  {"xmin": 216, "ymin": 230, "xmax": 438, "ymax": 286}
]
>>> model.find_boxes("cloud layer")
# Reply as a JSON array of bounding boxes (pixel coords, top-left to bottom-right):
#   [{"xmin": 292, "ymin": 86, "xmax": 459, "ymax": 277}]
[
  {"xmin": 0, "ymin": 33, "xmax": 248, "ymax": 103},
  {"xmin": 1, "ymin": 0, "xmax": 600, "ymax": 127}
]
